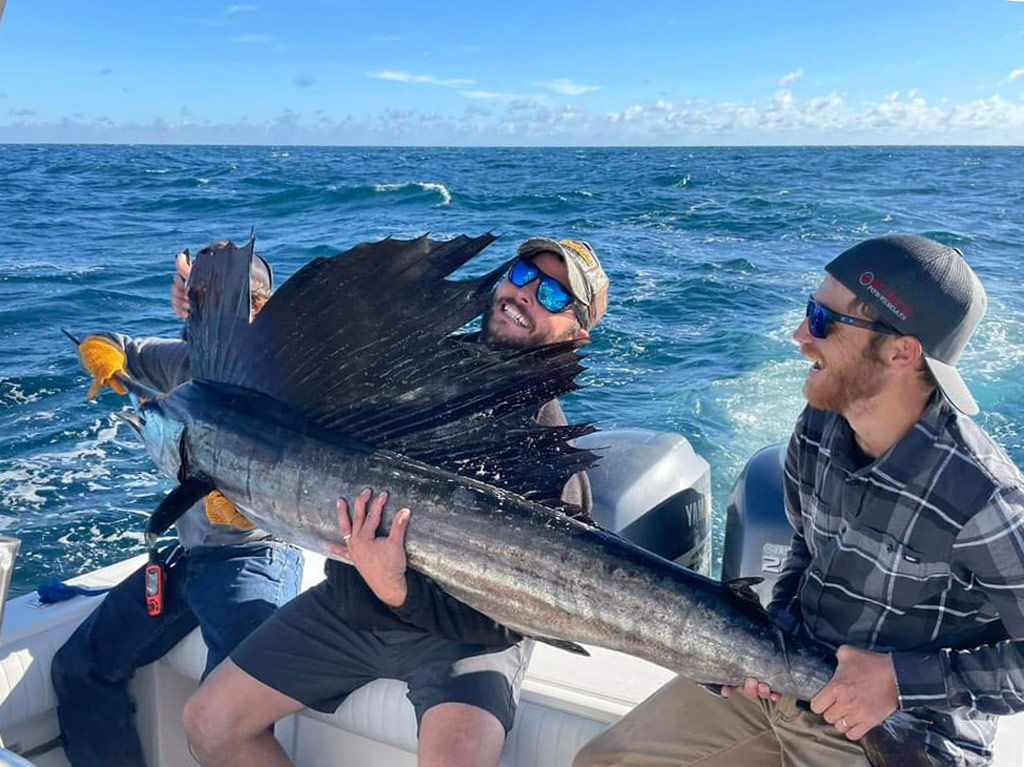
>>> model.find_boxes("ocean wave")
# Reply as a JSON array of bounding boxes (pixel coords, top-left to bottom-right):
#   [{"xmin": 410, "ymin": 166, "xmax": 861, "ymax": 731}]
[{"xmin": 373, "ymin": 181, "xmax": 452, "ymax": 206}]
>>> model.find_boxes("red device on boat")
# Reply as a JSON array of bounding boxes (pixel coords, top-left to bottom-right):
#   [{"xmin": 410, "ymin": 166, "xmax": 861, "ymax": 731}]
[{"xmin": 144, "ymin": 551, "xmax": 164, "ymax": 617}]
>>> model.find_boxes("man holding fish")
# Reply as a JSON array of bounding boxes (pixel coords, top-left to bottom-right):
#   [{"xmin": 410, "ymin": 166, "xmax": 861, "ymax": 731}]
[
  {"xmin": 172, "ymin": 236, "xmax": 609, "ymax": 767},
  {"xmin": 576, "ymin": 235, "xmax": 1024, "ymax": 767}
]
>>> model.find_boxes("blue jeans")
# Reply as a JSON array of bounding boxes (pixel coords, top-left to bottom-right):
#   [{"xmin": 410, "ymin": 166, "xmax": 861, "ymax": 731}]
[{"xmin": 51, "ymin": 541, "xmax": 303, "ymax": 767}]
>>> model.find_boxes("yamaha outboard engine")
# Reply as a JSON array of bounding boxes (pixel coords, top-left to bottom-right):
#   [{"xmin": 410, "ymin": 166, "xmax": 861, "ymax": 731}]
[
  {"xmin": 575, "ymin": 429, "xmax": 712, "ymax": 575},
  {"xmin": 721, "ymin": 444, "xmax": 793, "ymax": 605}
]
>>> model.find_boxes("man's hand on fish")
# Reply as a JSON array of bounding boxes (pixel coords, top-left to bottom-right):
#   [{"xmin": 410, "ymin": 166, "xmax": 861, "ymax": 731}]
[
  {"xmin": 810, "ymin": 644, "xmax": 899, "ymax": 742},
  {"xmin": 330, "ymin": 489, "xmax": 413, "ymax": 608},
  {"xmin": 720, "ymin": 644, "xmax": 897, "ymax": 740},
  {"xmin": 171, "ymin": 250, "xmax": 191, "ymax": 319},
  {"xmin": 720, "ymin": 677, "xmax": 781, "ymax": 703}
]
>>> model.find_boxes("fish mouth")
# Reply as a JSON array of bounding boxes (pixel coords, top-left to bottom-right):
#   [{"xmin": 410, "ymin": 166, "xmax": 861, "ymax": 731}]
[
  {"xmin": 113, "ymin": 410, "xmax": 145, "ymax": 434},
  {"xmin": 497, "ymin": 299, "xmax": 533, "ymax": 331}
]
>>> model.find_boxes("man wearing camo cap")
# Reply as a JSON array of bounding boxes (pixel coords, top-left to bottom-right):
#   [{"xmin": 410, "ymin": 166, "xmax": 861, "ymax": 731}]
[
  {"xmin": 483, "ymin": 236, "xmax": 609, "ymax": 347},
  {"xmin": 184, "ymin": 234, "xmax": 609, "ymax": 767}
]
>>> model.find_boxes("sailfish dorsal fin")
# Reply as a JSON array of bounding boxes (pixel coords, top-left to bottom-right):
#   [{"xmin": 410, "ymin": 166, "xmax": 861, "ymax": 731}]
[{"xmin": 185, "ymin": 234, "xmax": 597, "ymax": 505}]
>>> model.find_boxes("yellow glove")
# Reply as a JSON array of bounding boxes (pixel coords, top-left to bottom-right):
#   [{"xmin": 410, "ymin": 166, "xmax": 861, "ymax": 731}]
[
  {"xmin": 204, "ymin": 491, "xmax": 255, "ymax": 530},
  {"xmin": 78, "ymin": 335, "xmax": 128, "ymax": 399}
]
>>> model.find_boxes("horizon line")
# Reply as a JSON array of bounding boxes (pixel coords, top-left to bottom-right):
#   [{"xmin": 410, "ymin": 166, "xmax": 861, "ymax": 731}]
[{"xmin": 2, "ymin": 141, "xmax": 1023, "ymax": 149}]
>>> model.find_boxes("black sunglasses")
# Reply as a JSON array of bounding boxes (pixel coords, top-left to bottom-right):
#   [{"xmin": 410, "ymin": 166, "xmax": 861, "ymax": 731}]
[{"xmin": 805, "ymin": 296, "xmax": 900, "ymax": 340}]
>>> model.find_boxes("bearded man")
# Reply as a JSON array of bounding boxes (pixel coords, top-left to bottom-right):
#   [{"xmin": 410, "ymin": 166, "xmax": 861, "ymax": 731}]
[
  {"xmin": 182, "ymin": 237, "xmax": 609, "ymax": 767},
  {"xmin": 576, "ymin": 234, "xmax": 1024, "ymax": 767}
]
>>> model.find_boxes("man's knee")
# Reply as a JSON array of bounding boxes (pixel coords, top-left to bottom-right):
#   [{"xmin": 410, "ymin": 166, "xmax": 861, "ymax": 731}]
[
  {"xmin": 183, "ymin": 684, "xmax": 230, "ymax": 752},
  {"xmin": 418, "ymin": 702, "xmax": 505, "ymax": 767},
  {"xmin": 183, "ymin": 658, "xmax": 303, "ymax": 755},
  {"xmin": 183, "ymin": 665, "xmax": 249, "ymax": 752}
]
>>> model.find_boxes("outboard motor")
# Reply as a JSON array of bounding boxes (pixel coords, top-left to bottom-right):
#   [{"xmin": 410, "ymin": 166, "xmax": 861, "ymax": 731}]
[
  {"xmin": 575, "ymin": 429, "xmax": 712, "ymax": 575},
  {"xmin": 721, "ymin": 444, "xmax": 794, "ymax": 605}
]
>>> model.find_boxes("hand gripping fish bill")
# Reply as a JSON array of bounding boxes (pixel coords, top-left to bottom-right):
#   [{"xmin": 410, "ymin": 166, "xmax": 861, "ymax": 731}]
[{"xmin": 77, "ymin": 234, "xmax": 931, "ymax": 767}]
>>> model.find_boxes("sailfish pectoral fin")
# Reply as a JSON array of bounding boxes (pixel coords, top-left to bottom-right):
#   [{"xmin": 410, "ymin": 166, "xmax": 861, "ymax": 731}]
[{"xmin": 145, "ymin": 476, "xmax": 215, "ymax": 548}]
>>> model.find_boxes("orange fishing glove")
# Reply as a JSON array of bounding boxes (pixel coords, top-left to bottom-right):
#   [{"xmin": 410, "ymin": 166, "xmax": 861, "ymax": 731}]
[
  {"xmin": 78, "ymin": 335, "xmax": 128, "ymax": 399},
  {"xmin": 203, "ymin": 491, "xmax": 255, "ymax": 530}
]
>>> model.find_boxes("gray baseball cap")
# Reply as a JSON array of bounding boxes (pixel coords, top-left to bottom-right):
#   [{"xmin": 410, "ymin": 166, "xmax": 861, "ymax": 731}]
[
  {"xmin": 825, "ymin": 234, "xmax": 986, "ymax": 415},
  {"xmin": 516, "ymin": 237, "xmax": 609, "ymax": 330}
]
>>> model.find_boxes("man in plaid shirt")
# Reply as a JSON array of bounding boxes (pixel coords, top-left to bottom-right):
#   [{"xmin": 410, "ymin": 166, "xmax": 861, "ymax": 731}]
[{"xmin": 576, "ymin": 234, "xmax": 1023, "ymax": 767}]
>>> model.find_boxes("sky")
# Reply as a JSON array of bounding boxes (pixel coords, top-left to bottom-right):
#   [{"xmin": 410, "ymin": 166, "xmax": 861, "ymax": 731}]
[{"xmin": 1, "ymin": 0, "xmax": 1023, "ymax": 145}]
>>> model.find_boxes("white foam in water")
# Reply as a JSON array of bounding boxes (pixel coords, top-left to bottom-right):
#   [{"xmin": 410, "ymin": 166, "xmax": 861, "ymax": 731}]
[
  {"xmin": 1, "ymin": 379, "xmax": 43, "ymax": 405},
  {"xmin": 963, "ymin": 311, "xmax": 1024, "ymax": 379},
  {"xmin": 708, "ymin": 357, "xmax": 808, "ymax": 456},
  {"xmin": 0, "ymin": 417, "xmax": 123, "ymax": 511},
  {"xmin": 373, "ymin": 181, "xmax": 452, "ymax": 206}
]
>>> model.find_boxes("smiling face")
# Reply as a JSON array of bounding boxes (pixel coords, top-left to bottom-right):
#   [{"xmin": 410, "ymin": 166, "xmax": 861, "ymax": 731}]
[
  {"xmin": 483, "ymin": 251, "xmax": 589, "ymax": 348},
  {"xmin": 793, "ymin": 275, "xmax": 889, "ymax": 414}
]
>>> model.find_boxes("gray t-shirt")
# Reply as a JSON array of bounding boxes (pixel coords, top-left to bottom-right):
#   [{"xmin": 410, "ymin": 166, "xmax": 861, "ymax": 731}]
[{"xmin": 104, "ymin": 333, "xmax": 273, "ymax": 551}]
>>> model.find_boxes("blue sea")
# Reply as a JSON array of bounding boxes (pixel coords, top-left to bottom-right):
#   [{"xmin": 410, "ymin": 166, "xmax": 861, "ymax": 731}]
[{"xmin": 2, "ymin": 144, "xmax": 1023, "ymax": 597}]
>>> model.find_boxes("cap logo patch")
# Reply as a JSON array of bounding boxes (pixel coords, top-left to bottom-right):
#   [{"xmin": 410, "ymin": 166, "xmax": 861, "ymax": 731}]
[
  {"xmin": 858, "ymin": 271, "xmax": 914, "ymax": 321},
  {"xmin": 559, "ymin": 239, "xmax": 596, "ymax": 268}
]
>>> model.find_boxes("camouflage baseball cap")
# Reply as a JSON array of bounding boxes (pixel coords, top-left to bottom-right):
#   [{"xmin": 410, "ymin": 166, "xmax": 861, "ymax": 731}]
[{"xmin": 517, "ymin": 237, "xmax": 609, "ymax": 330}]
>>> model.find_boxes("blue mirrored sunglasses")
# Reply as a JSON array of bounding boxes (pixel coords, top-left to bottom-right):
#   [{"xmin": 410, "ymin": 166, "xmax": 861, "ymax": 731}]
[
  {"xmin": 805, "ymin": 296, "xmax": 900, "ymax": 340},
  {"xmin": 507, "ymin": 259, "xmax": 575, "ymax": 314}
]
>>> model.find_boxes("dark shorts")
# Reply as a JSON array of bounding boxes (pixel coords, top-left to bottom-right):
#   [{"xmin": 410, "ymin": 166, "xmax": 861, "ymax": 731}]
[{"xmin": 230, "ymin": 581, "xmax": 530, "ymax": 733}]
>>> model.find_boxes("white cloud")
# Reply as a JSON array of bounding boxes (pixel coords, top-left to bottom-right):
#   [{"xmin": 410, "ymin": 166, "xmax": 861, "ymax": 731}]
[
  {"xmin": 1010, "ymin": 69, "xmax": 1024, "ymax": 82},
  {"xmin": 535, "ymin": 78, "xmax": 599, "ymax": 96},
  {"xmin": 6, "ymin": 84, "xmax": 1024, "ymax": 145},
  {"xmin": 778, "ymin": 69, "xmax": 803, "ymax": 87},
  {"xmin": 231, "ymin": 34, "xmax": 270, "ymax": 44},
  {"xmin": 225, "ymin": 4, "xmax": 258, "ymax": 15},
  {"xmin": 369, "ymin": 70, "xmax": 474, "ymax": 88}
]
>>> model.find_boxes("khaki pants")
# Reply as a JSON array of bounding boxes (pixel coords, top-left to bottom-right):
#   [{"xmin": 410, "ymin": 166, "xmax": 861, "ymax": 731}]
[{"xmin": 574, "ymin": 677, "xmax": 870, "ymax": 767}]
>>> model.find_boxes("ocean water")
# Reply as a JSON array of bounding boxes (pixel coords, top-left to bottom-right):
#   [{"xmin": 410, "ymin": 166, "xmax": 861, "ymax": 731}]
[{"xmin": 1, "ymin": 144, "xmax": 1023, "ymax": 598}]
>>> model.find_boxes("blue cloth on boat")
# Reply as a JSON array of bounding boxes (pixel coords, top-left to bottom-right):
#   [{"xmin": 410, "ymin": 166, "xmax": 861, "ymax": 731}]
[{"xmin": 36, "ymin": 578, "xmax": 111, "ymax": 603}]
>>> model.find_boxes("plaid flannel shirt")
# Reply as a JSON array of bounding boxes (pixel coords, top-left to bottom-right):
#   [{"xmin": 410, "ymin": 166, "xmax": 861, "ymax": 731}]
[{"xmin": 767, "ymin": 396, "xmax": 1024, "ymax": 766}]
